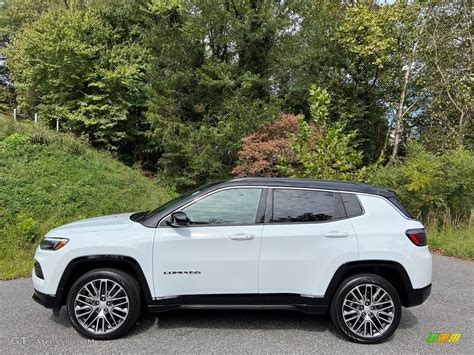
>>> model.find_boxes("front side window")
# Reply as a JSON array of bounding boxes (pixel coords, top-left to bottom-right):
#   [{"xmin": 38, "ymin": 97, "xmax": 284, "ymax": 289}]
[
  {"xmin": 271, "ymin": 189, "xmax": 337, "ymax": 223},
  {"xmin": 182, "ymin": 188, "xmax": 262, "ymax": 225}
]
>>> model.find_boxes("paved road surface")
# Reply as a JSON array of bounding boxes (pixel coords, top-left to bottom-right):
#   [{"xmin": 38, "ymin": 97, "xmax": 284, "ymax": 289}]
[{"xmin": 0, "ymin": 254, "xmax": 472, "ymax": 354}]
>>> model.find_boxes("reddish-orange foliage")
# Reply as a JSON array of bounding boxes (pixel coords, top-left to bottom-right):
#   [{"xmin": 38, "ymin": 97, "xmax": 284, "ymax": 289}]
[{"xmin": 232, "ymin": 114, "xmax": 299, "ymax": 177}]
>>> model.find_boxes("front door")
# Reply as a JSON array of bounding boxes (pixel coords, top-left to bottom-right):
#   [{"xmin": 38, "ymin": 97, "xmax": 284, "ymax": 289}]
[{"xmin": 153, "ymin": 187, "xmax": 265, "ymax": 298}]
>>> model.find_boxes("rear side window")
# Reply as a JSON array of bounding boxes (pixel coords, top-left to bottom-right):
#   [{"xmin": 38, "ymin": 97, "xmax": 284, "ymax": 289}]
[
  {"xmin": 341, "ymin": 193, "xmax": 363, "ymax": 217},
  {"xmin": 271, "ymin": 189, "xmax": 343, "ymax": 223}
]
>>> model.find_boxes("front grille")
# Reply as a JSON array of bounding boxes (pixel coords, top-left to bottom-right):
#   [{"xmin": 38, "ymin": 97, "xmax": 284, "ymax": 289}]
[{"xmin": 34, "ymin": 260, "xmax": 44, "ymax": 279}]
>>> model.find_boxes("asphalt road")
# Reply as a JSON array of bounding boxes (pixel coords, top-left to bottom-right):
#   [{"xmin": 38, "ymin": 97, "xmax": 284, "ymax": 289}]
[{"xmin": 0, "ymin": 254, "xmax": 472, "ymax": 354}]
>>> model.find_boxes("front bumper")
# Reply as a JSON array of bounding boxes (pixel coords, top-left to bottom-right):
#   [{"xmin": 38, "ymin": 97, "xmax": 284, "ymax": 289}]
[
  {"xmin": 405, "ymin": 283, "xmax": 431, "ymax": 307},
  {"xmin": 32, "ymin": 289, "xmax": 62, "ymax": 310}
]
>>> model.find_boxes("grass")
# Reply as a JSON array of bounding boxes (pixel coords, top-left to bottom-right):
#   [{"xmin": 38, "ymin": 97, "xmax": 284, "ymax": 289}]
[
  {"xmin": 428, "ymin": 225, "xmax": 474, "ymax": 260},
  {"xmin": 0, "ymin": 115, "xmax": 174, "ymax": 279}
]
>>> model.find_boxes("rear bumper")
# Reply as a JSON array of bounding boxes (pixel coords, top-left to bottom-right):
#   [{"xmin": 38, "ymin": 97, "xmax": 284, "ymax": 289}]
[
  {"xmin": 405, "ymin": 283, "xmax": 431, "ymax": 307},
  {"xmin": 32, "ymin": 289, "xmax": 62, "ymax": 310}
]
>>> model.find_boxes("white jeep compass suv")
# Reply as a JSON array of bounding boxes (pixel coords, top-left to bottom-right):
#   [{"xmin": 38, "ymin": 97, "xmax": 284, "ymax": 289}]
[{"xmin": 32, "ymin": 178, "xmax": 432, "ymax": 343}]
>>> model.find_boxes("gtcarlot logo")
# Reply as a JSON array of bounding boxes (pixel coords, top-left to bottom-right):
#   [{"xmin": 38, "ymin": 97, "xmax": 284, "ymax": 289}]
[
  {"xmin": 426, "ymin": 332, "xmax": 462, "ymax": 344},
  {"xmin": 10, "ymin": 336, "xmax": 94, "ymax": 346}
]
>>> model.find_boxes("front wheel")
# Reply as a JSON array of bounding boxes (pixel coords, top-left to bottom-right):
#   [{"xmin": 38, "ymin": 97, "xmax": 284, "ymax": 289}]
[
  {"xmin": 330, "ymin": 274, "xmax": 401, "ymax": 344},
  {"xmin": 67, "ymin": 268, "xmax": 142, "ymax": 340}
]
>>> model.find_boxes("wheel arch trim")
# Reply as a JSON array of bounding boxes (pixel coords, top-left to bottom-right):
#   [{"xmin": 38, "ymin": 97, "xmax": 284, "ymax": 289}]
[
  {"xmin": 55, "ymin": 255, "xmax": 153, "ymax": 306},
  {"xmin": 323, "ymin": 260, "xmax": 417, "ymax": 306}
]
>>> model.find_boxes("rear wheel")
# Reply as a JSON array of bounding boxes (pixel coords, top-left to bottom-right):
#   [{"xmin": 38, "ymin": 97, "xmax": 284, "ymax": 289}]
[
  {"xmin": 67, "ymin": 268, "xmax": 142, "ymax": 340},
  {"xmin": 330, "ymin": 274, "xmax": 401, "ymax": 344}
]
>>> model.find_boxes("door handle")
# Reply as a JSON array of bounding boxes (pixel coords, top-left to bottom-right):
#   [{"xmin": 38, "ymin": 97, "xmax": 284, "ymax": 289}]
[
  {"xmin": 229, "ymin": 234, "xmax": 255, "ymax": 241},
  {"xmin": 323, "ymin": 231, "xmax": 349, "ymax": 238}
]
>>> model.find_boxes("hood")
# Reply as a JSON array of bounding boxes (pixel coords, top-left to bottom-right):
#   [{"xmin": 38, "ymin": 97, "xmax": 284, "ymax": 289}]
[{"xmin": 47, "ymin": 213, "xmax": 135, "ymax": 236}]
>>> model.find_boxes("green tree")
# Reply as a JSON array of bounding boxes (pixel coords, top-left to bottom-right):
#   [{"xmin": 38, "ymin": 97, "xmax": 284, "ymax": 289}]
[
  {"xmin": 415, "ymin": 0, "xmax": 472, "ymax": 152},
  {"xmin": 272, "ymin": 0, "xmax": 393, "ymax": 164},
  {"xmin": 5, "ymin": 5, "xmax": 149, "ymax": 151},
  {"xmin": 145, "ymin": 0, "xmax": 286, "ymax": 189},
  {"xmin": 335, "ymin": 0, "xmax": 405, "ymax": 164}
]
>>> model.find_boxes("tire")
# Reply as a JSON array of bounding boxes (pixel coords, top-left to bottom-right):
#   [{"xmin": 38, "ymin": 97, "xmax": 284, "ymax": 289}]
[
  {"xmin": 67, "ymin": 268, "xmax": 142, "ymax": 340},
  {"xmin": 330, "ymin": 274, "xmax": 401, "ymax": 344}
]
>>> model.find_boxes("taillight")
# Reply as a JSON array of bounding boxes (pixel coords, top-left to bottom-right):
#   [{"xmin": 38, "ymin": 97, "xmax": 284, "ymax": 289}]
[{"xmin": 406, "ymin": 229, "xmax": 427, "ymax": 246}]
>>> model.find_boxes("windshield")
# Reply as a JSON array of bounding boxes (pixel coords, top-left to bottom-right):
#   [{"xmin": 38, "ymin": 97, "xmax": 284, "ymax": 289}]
[
  {"xmin": 145, "ymin": 190, "xmax": 198, "ymax": 217},
  {"xmin": 138, "ymin": 181, "xmax": 224, "ymax": 222}
]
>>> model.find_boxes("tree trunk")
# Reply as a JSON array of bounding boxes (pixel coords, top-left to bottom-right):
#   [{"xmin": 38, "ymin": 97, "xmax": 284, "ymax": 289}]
[
  {"xmin": 388, "ymin": 67, "xmax": 410, "ymax": 164},
  {"xmin": 387, "ymin": 13, "xmax": 427, "ymax": 165}
]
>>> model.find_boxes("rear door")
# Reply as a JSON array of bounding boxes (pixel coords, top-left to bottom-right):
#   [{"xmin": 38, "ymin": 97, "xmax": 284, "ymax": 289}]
[{"xmin": 259, "ymin": 188, "xmax": 358, "ymax": 297}]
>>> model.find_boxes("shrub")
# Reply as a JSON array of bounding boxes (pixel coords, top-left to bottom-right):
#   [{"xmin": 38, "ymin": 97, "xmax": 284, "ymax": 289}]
[
  {"xmin": 371, "ymin": 142, "xmax": 474, "ymax": 224},
  {"xmin": 233, "ymin": 86, "xmax": 363, "ymax": 180},
  {"xmin": 5, "ymin": 212, "xmax": 39, "ymax": 245},
  {"xmin": 280, "ymin": 116, "xmax": 362, "ymax": 180},
  {"xmin": 232, "ymin": 114, "xmax": 299, "ymax": 177}
]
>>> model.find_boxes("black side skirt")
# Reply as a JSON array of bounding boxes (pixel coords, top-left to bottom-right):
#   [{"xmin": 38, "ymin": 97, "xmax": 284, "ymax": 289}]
[{"xmin": 147, "ymin": 294, "xmax": 329, "ymax": 314}]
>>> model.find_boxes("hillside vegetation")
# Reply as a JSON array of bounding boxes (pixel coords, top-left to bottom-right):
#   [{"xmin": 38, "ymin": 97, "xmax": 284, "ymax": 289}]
[
  {"xmin": 0, "ymin": 116, "xmax": 174, "ymax": 279},
  {"xmin": 0, "ymin": 116, "xmax": 472, "ymax": 281}
]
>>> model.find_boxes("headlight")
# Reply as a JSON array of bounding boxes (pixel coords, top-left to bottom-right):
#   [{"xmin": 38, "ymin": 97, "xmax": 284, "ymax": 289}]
[{"xmin": 40, "ymin": 237, "xmax": 69, "ymax": 251}]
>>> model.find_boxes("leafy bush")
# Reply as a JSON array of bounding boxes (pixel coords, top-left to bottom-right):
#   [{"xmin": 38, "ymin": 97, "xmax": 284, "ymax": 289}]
[
  {"xmin": 371, "ymin": 142, "xmax": 474, "ymax": 223},
  {"xmin": 233, "ymin": 86, "xmax": 363, "ymax": 180},
  {"xmin": 232, "ymin": 114, "xmax": 299, "ymax": 177},
  {"xmin": 5, "ymin": 212, "xmax": 39, "ymax": 245},
  {"xmin": 280, "ymin": 116, "xmax": 362, "ymax": 180}
]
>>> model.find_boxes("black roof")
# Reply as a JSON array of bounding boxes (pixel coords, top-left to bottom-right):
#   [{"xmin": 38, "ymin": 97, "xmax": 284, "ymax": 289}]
[{"xmin": 220, "ymin": 177, "xmax": 393, "ymax": 197}]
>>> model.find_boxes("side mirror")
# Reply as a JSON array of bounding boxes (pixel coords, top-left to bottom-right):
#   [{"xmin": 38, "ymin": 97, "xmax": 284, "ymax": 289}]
[{"xmin": 167, "ymin": 211, "xmax": 189, "ymax": 227}]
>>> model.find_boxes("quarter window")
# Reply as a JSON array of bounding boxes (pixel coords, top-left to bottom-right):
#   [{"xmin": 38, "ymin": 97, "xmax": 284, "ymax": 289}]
[
  {"xmin": 182, "ymin": 188, "xmax": 262, "ymax": 225},
  {"xmin": 341, "ymin": 193, "xmax": 363, "ymax": 217},
  {"xmin": 271, "ymin": 189, "xmax": 337, "ymax": 223}
]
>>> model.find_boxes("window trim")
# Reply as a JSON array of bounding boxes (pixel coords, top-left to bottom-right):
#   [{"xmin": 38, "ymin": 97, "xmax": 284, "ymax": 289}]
[
  {"xmin": 267, "ymin": 187, "xmax": 356, "ymax": 225},
  {"xmin": 158, "ymin": 186, "xmax": 268, "ymax": 228}
]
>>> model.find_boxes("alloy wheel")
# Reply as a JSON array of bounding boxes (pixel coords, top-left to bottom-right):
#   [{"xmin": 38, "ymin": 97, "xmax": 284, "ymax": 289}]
[
  {"xmin": 341, "ymin": 283, "xmax": 395, "ymax": 338},
  {"xmin": 73, "ymin": 278, "xmax": 130, "ymax": 335}
]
